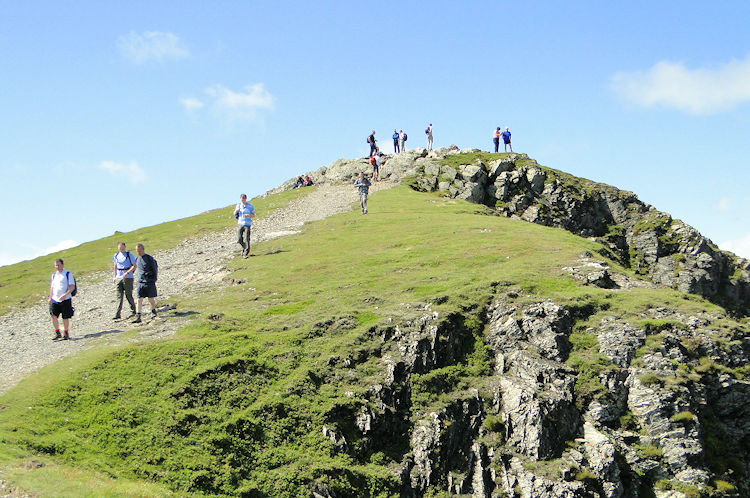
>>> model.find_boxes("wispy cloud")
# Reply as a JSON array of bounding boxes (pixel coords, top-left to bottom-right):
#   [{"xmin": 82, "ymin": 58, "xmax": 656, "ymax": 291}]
[
  {"xmin": 0, "ymin": 240, "xmax": 79, "ymax": 268},
  {"xmin": 98, "ymin": 161, "xmax": 147, "ymax": 184},
  {"xmin": 180, "ymin": 97, "xmax": 205, "ymax": 112},
  {"xmin": 611, "ymin": 55, "xmax": 750, "ymax": 115},
  {"xmin": 118, "ymin": 31, "xmax": 189, "ymax": 64},
  {"xmin": 720, "ymin": 232, "xmax": 750, "ymax": 260},
  {"xmin": 180, "ymin": 83, "xmax": 275, "ymax": 122},
  {"xmin": 716, "ymin": 196, "xmax": 731, "ymax": 212}
]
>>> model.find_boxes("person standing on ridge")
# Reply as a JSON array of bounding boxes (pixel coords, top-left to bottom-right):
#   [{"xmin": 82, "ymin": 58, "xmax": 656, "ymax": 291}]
[
  {"xmin": 49, "ymin": 258, "xmax": 75, "ymax": 340},
  {"xmin": 233, "ymin": 193, "xmax": 255, "ymax": 259},
  {"xmin": 399, "ymin": 129, "xmax": 407, "ymax": 153},
  {"xmin": 493, "ymin": 127, "xmax": 501, "ymax": 153},
  {"xmin": 369, "ymin": 152, "xmax": 380, "ymax": 181},
  {"xmin": 354, "ymin": 171, "xmax": 372, "ymax": 215},
  {"xmin": 112, "ymin": 242, "xmax": 136, "ymax": 320},
  {"xmin": 502, "ymin": 126, "xmax": 512, "ymax": 152},
  {"xmin": 392, "ymin": 129, "xmax": 400, "ymax": 153},
  {"xmin": 426, "ymin": 123, "xmax": 433, "ymax": 150},
  {"xmin": 132, "ymin": 243, "xmax": 158, "ymax": 324},
  {"xmin": 368, "ymin": 130, "xmax": 377, "ymax": 157}
]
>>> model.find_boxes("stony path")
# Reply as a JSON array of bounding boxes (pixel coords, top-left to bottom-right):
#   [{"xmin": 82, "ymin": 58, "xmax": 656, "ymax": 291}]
[{"xmin": 0, "ymin": 183, "xmax": 393, "ymax": 395}]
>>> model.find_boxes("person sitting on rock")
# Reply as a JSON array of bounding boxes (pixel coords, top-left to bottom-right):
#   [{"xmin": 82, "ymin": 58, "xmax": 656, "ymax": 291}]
[
  {"xmin": 304, "ymin": 175, "xmax": 314, "ymax": 187},
  {"xmin": 292, "ymin": 176, "xmax": 304, "ymax": 189}
]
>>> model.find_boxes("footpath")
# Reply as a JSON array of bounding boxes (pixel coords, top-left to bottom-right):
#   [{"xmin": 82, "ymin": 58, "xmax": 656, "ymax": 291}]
[{"xmin": 0, "ymin": 183, "xmax": 393, "ymax": 395}]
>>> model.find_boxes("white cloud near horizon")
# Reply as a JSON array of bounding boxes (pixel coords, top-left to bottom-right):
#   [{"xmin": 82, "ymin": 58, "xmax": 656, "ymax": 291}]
[
  {"xmin": 117, "ymin": 31, "xmax": 189, "ymax": 64},
  {"xmin": 720, "ymin": 232, "xmax": 750, "ymax": 260},
  {"xmin": 611, "ymin": 55, "xmax": 750, "ymax": 114},
  {"xmin": 180, "ymin": 83, "xmax": 275, "ymax": 122},
  {"xmin": 98, "ymin": 161, "xmax": 147, "ymax": 184},
  {"xmin": 0, "ymin": 240, "xmax": 80, "ymax": 268}
]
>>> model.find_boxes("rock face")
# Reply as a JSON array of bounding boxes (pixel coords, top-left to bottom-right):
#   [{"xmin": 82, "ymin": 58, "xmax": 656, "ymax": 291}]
[
  {"xmin": 286, "ymin": 149, "xmax": 750, "ymax": 316},
  {"xmin": 317, "ymin": 297, "xmax": 750, "ymax": 497},
  {"xmin": 281, "ymin": 150, "xmax": 750, "ymax": 497}
]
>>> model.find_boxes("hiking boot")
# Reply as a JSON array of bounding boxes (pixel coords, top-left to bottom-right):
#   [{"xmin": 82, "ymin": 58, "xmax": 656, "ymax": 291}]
[
  {"xmin": 52, "ymin": 331, "xmax": 62, "ymax": 340},
  {"xmin": 113, "ymin": 313, "xmax": 121, "ymax": 320},
  {"xmin": 132, "ymin": 314, "xmax": 142, "ymax": 324},
  {"xmin": 151, "ymin": 309, "xmax": 157, "ymax": 317},
  {"xmin": 63, "ymin": 331, "xmax": 70, "ymax": 340}
]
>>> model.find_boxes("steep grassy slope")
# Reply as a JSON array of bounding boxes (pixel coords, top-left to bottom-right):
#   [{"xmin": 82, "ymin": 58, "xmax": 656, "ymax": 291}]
[{"xmin": 0, "ymin": 185, "xmax": 746, "ymax": 496}]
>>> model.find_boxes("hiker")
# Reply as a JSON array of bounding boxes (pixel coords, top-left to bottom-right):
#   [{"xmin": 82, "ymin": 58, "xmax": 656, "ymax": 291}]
[
  {"xmin": 304, "ymin": 175, "xmax": 314, "ymax": 187},
  {"xmin": 368, "ymin": 130, "xmax": 377, "ymax": 157},
  {"xmin": 233, "ymin": 193, "xmax": 255, "ymax": 258},
  {"xmin": 354, "ymin": 172, "xmax": 372, "ymax": 215},
  {"xmin": 393, "ymin": 129, "xmax": 400, "ymax": 153},
  {"xmin": 502, "ymin": 127, "xmax": 512, "ymax": 152},
  {"xmin": 112, "ymin": 242, "xmax": 136, "ymax": 320},
  {"xmin": 132, "ymin": 243, "xmax": 158, "ymax": 324},
  {"xmin": 426, "ymin": 124, "xmax": 433, "ymax": 150},
  {"xmin": 292, "ymin": 175, "xmax": 304, "ymax": 189},
  {"xmin": 370, "ymin": 152, "xmax": 381, "ymax": 181},
  {"xmin": 399, "ymin": 129, "xmax": 407, "ymax": 153},
  {"xmin": 493, "ymin": 127, "xmax": 501, "ymax": 153},
  {"xmin": 49, "ymin": 258, "xmax": 75, "ymax": 340}
]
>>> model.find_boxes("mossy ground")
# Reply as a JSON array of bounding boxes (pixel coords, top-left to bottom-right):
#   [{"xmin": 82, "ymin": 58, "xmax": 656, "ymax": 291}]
[{"xmin": 0, "ymin": 184, "xmax": 745, "ymax": 496}]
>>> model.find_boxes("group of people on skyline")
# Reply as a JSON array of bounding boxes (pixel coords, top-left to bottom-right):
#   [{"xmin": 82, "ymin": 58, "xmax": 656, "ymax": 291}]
[{"xmin": 368, "ymin": 124, "xmax": 511, "ymax": 156}]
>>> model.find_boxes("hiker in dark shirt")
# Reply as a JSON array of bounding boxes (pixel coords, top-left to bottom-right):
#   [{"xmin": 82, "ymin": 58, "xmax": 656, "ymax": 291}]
[
  {"xmin": 368, "ymin": 131, "xmax": 377, "ymax": 157},
  {"xmin": 354, "ymin": 172, "xmax": 372, "ymax": 215},
  {"xmin": 393, "ymin": 129, "xmax": 400, "ymax": 153},
  {"xmin": 132, "ymin": 243, "xmax": 158, "ymax": 323}
]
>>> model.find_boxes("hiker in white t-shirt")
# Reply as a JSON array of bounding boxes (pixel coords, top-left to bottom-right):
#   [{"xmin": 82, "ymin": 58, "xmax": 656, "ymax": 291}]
[{"xmin": 49, "ymin": 258, "xmax": 75, "ymax": 341}]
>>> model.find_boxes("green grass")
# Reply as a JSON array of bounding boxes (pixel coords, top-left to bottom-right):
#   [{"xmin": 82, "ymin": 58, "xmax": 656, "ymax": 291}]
[
  {"xmin": 0, "ymin": 185, "xmax": 745, "ymax": 496},
  {"xmin": 0, "ymin": 188, "xmax": 310, "ymax": 317}
]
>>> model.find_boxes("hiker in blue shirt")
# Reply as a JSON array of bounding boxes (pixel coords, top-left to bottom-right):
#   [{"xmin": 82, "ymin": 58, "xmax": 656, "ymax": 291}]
[
  {"xmin": 502, "ymin": 127, "xmax": 512, "ymax": 152},
  {"xmin": 393, "ymin": 129, "xmax": 400, "ymax": 153},
  {"xmin": 354, "ymin": 172, "xmax": 372, "ymax": 215},
  {"xmin": 49, "ymin": 258, "xmax": 75, "ymax": 340},
  {"xmin": 112, "ymin": 242, "xmax": 136, "ymax": 320},
  {"xmin": 233, "ymin": 193, "xmax": 255, "ymax": 258}
]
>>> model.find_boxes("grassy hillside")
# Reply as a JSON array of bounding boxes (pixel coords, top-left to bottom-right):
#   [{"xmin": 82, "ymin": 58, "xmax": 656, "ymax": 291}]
[
  {"xmin": 0, "ymin": 185, "xmax": 738, "ymax": 496},
  {"xmin": 0, "ymin": 188, "xmax": 309, "ymax": 317}
]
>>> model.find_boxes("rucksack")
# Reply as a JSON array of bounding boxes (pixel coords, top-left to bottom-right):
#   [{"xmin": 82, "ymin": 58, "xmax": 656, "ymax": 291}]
[
  {"xmin": 403, "ymin": 133, "xmax": 407, "ymax": 141},
  {"xmin": 425, "ymin": 128, "xmax": 429, "ymax": 135},
  {"xmin": 149, "ymin": 256, "xmax": 159, "ymax": 282}
]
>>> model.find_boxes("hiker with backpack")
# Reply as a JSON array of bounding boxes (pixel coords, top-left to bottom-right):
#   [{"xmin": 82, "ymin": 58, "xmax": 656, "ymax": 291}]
[
  {"xmin": 392, "ymin": 129, "xmax": 400, "ymax": 153},
  {"xmin": 112, "ymin": 242, "xmax": 136, "ymax": 320},
  {"xmin": 354, "ymin": 171, "xmax": 372, "ymax": 215},
  {"xmin": 233, "ymin": 193, "xmax": 255, "ymax": 258},
  {"xmin": 426, "ymin": 124, "xmax": 433, "ymax": 150},
  {"xmin": 368, "ymin": 131, "xmax": 377, "ymax": 157},
  {"xmin": 502, "ymin": 126, "xmax": 512, "ymax": 152},
  {"xmin": 49, "ymin": 258, "xmax": 75, "ymax": 340},
  {"xmin": 132, "ymin": 243, "xmax": 158, "ymax": 324},
  {"xmin": 399, "ymin": 130, "xmax": 407, "ymax": 153}
]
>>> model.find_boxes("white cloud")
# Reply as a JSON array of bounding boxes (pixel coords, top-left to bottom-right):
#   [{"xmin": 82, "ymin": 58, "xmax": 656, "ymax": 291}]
[
  {"xmin": 720, "ymin": 232, "xmax": 750, "ymax": 260},
  {"xmin": 716, "ymin": 196, "xmax": 731, "ymax": 212},
  {"xmin": 180, "ymin": 97, "xmax": 205, "ymax": 111},
  {"xmin": 0, "ymin": 240, "xmax": 79, "ymax": 268},
  {"xmin": 117, "ymin": 31, "xmax": 189, "ymax": 64},
  {"xmin": 98, "ymin": 161, "xmax": 147, "ymax": 184},
  {"xmin": 205, "ymin": 83, "xmax": 275, "ymax": 120},
  {"xmin": 611, "ymin": 55, "xmax": 750, "ymax": 114}
]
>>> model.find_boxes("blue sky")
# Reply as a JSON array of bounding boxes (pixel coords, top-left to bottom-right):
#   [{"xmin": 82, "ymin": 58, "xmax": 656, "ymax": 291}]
[{"xmin": 2, "ymin": 1, "xmax": 750, "ymax": 266}]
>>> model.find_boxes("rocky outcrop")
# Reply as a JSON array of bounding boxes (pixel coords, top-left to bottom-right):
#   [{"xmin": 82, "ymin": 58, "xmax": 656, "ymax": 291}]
[
  {"xmin": 286, "ymin": 149, "xmax": 750, "ymax": 316},
  {"xmin": 315, "ymin": 291, "xmax": 750, "ymax": 497}
]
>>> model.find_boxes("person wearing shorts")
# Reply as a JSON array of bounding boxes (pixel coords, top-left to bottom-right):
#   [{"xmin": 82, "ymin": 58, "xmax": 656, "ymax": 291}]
[
  {"xmin": 49, "ymin": 258, "xmax": 75, "ymax": 340},
  {"xmin": 132, "ymin": 243, "xmax": 158, "ymax": 323}
]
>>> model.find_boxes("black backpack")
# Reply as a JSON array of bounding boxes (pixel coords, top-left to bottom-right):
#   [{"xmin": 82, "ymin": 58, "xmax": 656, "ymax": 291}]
[{"xmin": 403, "ymin": 133, "xmax": 407, "ymax": 141}]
